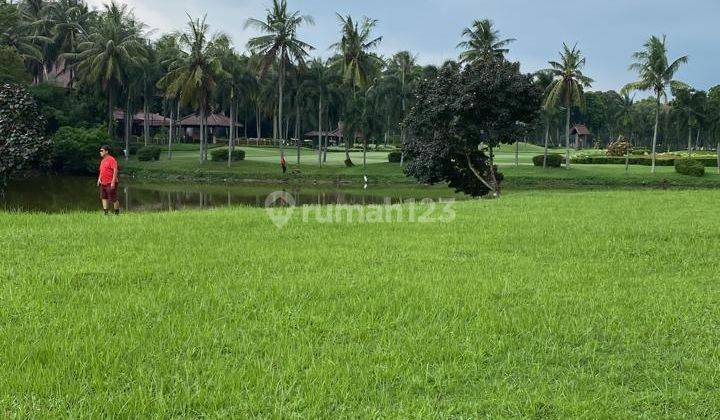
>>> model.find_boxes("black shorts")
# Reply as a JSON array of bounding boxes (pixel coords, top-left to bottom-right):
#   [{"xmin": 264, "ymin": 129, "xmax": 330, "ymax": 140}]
[{"xmin": 100, "ymin": 184, "xmax": 118, "ymax": 202}]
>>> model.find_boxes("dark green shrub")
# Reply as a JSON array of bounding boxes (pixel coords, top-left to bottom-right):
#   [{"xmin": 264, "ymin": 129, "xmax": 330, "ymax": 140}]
[
  {"xmin": 137, "ymin": 146, "xmax": 161, "ymax": 161},
  {"xmin": 210, "ymin": 147, "xmax": 245, "ymax": 162},
  {"xmin": 532, "ymin": 154, "xmax": 562, "ymax": 167},
  {"xmin": 388, "ymin": 151, "xmax": 402, "ymax": 163},
  {"xmin": 51, "ymin": 126, "xmax": 110, "ymax": 174},
  {"xmin": 675, "ymin": 159, "xmax": 705, "ymax": 177}
]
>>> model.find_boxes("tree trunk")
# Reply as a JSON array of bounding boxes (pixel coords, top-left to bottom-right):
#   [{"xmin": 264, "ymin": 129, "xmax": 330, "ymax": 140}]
[
  {"xmin": 716, "ymin": 142, "xmax": 719, "ymax": 174},
  {"xmin": 125, "ymin": 95, "xmax": 131, "ymax": 160},
  {"xmin": 318, "ymin": 96, "xmax": 322, "ymax": 166},
  {"xmin": 199, "ymin": 107, "xmax": 205, "ymax": 163},
  {"xmin": 278, "ymin": 59, "xmax": 285, "ymax": 157},
  {"xmin": 651, "ymin": 92, "xmax": 661, "ymax": 174},
  {"xmin": 176, "ymin": 101, "xmax": 181, "ymax": 145},
  {"xmin": 107, "ymin": 90, "xmax": 114, "ymax": 138},
  {"xmin": 296, "ymin": 96, "xmax": 301, "ymax": 165},
  {"xmin": 363, "ymin": 136, "xmax": 367, "ymax": 169},
  {"xmin": 543, "ymin": 121, "xmax": 549, "ymax": 168},
  {"xmin": 256, "ymin": 106, "xmax": 261, "ymax": 142},
  {"xmin": 168, "ymin": 104, "xmax": 174, "ymax": 160},
  {"xmin": 228, "ymin": 101, "xmax": 235, "ymax": 167},
  {"xmin": 564, "ymin": 105, "xmax": 571, "ymax": 169},
  {"xmin": 143, "ymin": 100, "xmax": 149, "ymax": 146},
  {"xmin": 515, "ymin": 139, "xmax": 520, "ymax": 167},
  {"xmin": 688, "ymin": 125, "xmax": 693, "ymax": 155}
]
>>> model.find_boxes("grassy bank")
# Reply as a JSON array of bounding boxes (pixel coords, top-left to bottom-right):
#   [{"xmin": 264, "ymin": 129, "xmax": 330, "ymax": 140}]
[
  {"xmin": 2, "ymin": 190, "xmax": 720, "ymax": 416},
  {"xmin": 121, "ymin": 147, "xmax": 720, "ymax": 189}
]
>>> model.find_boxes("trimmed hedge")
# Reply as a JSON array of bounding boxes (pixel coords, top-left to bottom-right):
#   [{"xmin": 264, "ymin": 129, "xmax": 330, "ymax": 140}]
[
  {"xmin": 571, "ymin": 155, "xmax": 719, "ymax": 167},
  {"xmin": 532, "ymin": 154, "xmax": 563, "ymax": 167},
  {"xmin": 388, "ymin": 151, "xmax": 402, "ymax": 163},
  {"xmin": 210, "ymin": 147, "xmax": 245, "ymax": 162},
  {"xmin": 675, "ymin": 159, "xmax": 705, "ymax": 177},
  {"xmin": 137, "ymin": 146, "xmax": 161, "ymax": 161}
]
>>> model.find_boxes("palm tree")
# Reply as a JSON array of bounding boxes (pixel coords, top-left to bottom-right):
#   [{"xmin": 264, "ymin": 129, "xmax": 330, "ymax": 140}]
[
  {"xmin": 157, "ymin": 14, "xmax": 227, "ymax": 163},
  {"xmin": 457, "ymin": 18, "xmax": 515, "ymax": 63},
  {"xmin": 623, "ymin": 35, "xmax": 688, "ymax": 173},
  {"xmin": 303, "ymin": 58, "xmax": 339, "ymax": 166},
  {"xmin": 64, "ymin": 1, "xmax": 146, "ymax": 139},
  {"xmin": 389, "ymin": 51, "xmax": 416, "ymax": 165},
  {"xmin": 617, "ymin": 92, "xmax": 635, "ymax": 142},
  {"xmin": 543, "ymin": 43, "xmax": 594, "ymax": 169},
  {"xmin": 245, "ymin": 0, "xmax": 314, "ymax": 162},
  {"xmin": 49, "ymin": 0, "xmax": 93, "ymax": 87},
  {"xmin": 534, "ymin": 70, "xmax": 555, "ymax": 168},
  {"xmin": 331, "ymin": 14, "xmax": 382, "ymax": 165},
  {"xmin": 18, "ymin": 0, "xmax": 54, "ymax": 83},
  {"xmin": 671, "ymin": 86, "xmax": 706, "ymax": 154}
]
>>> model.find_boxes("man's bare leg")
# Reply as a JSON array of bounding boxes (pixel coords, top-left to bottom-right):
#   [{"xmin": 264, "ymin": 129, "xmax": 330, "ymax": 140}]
[
  {"xmin": 102, "ymin": 198, "xmax": 109, "ymax": 215},
  {"xmin": 113, "ymin": 200, "xmax": 120, "ymax": 215}
]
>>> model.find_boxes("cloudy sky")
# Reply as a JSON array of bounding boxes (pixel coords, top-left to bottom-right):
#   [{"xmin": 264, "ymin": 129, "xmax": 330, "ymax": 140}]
[{"xmin": 86, "ymin": 0, "xmax": 719, "ymax": 93}]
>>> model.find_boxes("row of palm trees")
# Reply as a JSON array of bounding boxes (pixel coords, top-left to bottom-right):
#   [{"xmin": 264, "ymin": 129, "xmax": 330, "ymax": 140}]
[{"xmin": 3, "ymin": 0, "xmax": 709, "ymax": 173}]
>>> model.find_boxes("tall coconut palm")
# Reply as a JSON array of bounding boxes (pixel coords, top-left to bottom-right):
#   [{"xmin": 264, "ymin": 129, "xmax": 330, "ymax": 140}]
[
  {"xmin": 303, "ymin": 58, "xmax": 338, "ymax": 166},
  {"xmin": 331, "ymin": 14, "xmax": 382, "ymax": 165},
  {"xmin": 155, "ymin": 33, "xmax": 183, "ymax": 159},
  {"xmin": 534, "ymin": 70, "xmax": 556, "ymax": 168},
  {"xmin": 388, "ymin": 51, "xmax": 416, "ymax": 165},
  {"xmin": 157, "ymin": 14, "xmax": 227, "ymax": 162},
  {"xmin": 245, "ymin": 0, "xmax": 314, "ymax": 162},
  {"xmin": 617, "ymin": 92, "xmax": 635, "ymax": 142},
  {"xmin": 542, "ymin": 43, "xmax": 594, "ymax": 169},
  {"xmin": 64, "ymin": 1, "xmax": 146, "ymax": 139},
  {"xmin": 49, "ymin": 0, "xmax": 93, "ymax": 87},
  {"xmin": 623, "ymin": 35, "xmax": 688, "ymax": 173},
  {"xmin": 457, "ymin": 18, "xmax": 515, "ymax": 63},
  {"xmin": 671, "ymin": 86, "xmax": 706, "ymax": 154},
  {"xmin": 0, "ymin": 2, "xmax": 44, "ymax": 67},
  {"xmin": 18, "ymin": 0, "xmax": 54, "ymax": 82}
]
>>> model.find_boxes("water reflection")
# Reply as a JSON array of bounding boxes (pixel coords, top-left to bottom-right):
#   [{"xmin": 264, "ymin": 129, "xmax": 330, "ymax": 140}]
[{"xmin": 1, "ymin": 175, "xmax": 465, "ymax": 213}]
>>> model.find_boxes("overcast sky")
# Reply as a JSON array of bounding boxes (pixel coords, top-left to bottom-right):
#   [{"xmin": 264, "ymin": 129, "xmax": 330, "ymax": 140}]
[{"xmin": 86, "ymin": 0, "xmax": 720, "ymax": 93}]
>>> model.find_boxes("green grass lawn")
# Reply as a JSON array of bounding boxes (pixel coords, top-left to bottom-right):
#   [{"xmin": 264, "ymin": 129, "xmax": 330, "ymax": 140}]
[{"xmin": 2, "ymin": 190, "xmax": 720, "ymax": 416}]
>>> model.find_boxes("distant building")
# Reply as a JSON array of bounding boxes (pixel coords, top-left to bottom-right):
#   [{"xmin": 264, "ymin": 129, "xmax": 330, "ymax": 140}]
[{"xmin": 570, "ymin": 124, "xmax": 591, "ymax": 149}]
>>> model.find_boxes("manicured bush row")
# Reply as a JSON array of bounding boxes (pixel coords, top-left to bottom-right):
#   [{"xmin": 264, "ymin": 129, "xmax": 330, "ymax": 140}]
[
  {"xmin": 532, "ymin": 154, "xmax": 563, "ymax": 167},
  {"xmin": 137, "ymin": 146, "xmax": 161, "ymax": 161},
  {"xmin": 210, "ymin": 147, "xmax": 246, "ymax": 162},
  {"xmin": 675, "ymin": 159, "xmax": 705, "ymax": 177},
  {"xmin": 388, "ymin": 151, "xmax": 402, "ymax": 163},
  {"xmin": 572, "ymin": 155, "xmax": 718, "ymax": 167}
]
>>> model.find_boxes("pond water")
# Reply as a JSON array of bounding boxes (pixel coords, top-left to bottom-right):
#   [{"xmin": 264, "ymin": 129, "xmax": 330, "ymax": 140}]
[{"xmin": 0, "ymin": 176, "xmax": 467, "ymax": 213}]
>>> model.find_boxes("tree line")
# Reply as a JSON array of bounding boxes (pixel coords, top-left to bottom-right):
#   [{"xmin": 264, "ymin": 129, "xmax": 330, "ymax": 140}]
[{"xmin": 1, "ymin": 0, "xmax": 718, "ymax": 171}]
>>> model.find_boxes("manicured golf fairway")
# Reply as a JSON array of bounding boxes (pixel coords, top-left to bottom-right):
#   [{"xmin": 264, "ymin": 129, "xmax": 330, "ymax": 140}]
[{"xmin": 1, "ymin": 190, "xmax": 719, "ymax": 416}]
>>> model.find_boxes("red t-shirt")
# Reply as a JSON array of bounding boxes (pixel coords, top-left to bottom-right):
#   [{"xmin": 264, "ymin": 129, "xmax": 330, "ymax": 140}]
[{"xmin": 99, "ymin": 155, "xmax": 118, "ymax": 185}]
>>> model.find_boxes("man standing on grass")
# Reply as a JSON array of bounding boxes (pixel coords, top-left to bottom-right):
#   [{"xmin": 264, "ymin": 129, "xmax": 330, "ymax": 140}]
[{"xmin": 98, "ymin": 145, "xmax": 120, "ymax": 215}]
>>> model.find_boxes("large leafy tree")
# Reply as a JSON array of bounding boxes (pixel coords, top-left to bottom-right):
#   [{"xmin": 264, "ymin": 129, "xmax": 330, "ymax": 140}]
[
  {"xmin": 64, "ymin": 1, "xmax": 146, "ymax": 139},
  {"xmin": 542, "ymin": 43, "xmax": 593, "ymax": 169},
  {"xmin": 457, "ymin": 18, "xmax": 514, "ymax": 63},
  {"xmin": 0, "ymin": 82, "xmax": 51, "ymax": 180},
  {"xmin": 157, "ymin": 14, "xmax": 227, "ymax": 163},
  {"xmin": 623, "ymin": 35, "xmax": 688, "ymax": 173},
  {"xmin": 404, "ymin": 59, "xmax": 541, "ymax": 197},
  {"xmin": 245, "ymin": 0, "xmax": 314, "ymax": 160},
  {"xmin": 331, "ymin": 13, "xmax": 382, "ymax": 165}
]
